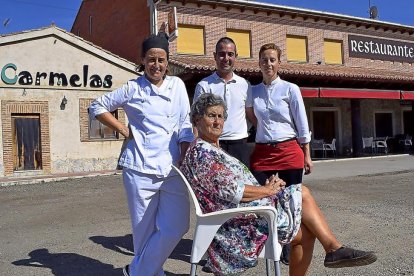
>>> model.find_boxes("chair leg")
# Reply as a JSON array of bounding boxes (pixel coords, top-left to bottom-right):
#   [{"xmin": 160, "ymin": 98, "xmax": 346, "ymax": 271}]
[
  {"xmin": 266, "ymin": 259, "xmax": 271, "ymax": 276},
  {"xmin": 274, "ymin": 260, "xmax": 281, "ymax": 276},
  {"xmin": 190, "ymin": 263, "xmax": 197, "ymax": 276}
]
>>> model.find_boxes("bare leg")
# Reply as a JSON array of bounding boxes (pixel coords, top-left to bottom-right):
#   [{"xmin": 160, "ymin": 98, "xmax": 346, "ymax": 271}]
[
  {"xmin": 289, "ymin": 224, "xmax": 316, "ymax": 276},
  {"xmin": 301, "ymin": 185, "xmax": 342, "ymax": 253},
  {"xmin": 300, "ymin": 184, "xmax": 377, "ymax": 269}
]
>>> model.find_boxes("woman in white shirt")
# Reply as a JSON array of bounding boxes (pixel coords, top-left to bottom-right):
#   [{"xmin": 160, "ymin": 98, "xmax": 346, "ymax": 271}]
[
  {"xmin": 89, "ymin": 34, "xmax": 194, "ymax": 276},
  {"xmin": 246, "ymin": 43, "xmax": 376, "ymax": 273}
]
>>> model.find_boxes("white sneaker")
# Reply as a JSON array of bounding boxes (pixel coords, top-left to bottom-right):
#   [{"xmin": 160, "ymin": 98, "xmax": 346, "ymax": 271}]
[{"xmin": 122, "ymin": 265, "xmax": 130, "ymax": 276}]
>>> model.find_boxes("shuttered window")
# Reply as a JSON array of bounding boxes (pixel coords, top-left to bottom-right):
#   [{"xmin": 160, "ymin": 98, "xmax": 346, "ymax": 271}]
[
  {"xmin": 324, "ymin": 40, "xmax": 343, "ymax": 64},
  {"xmin": 177, "ymin": 24, "xmax": 205, "ymax": 55},
  {"xmin": 286, "ymin": 35, "xmax": 307, "ymax": 62},
  {"xmin": 226, "ymin": 29, "xmax": 251, "ymax": 58}
]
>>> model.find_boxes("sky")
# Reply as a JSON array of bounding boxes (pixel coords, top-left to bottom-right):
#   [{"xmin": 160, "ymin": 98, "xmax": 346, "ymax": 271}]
[{"xmin": 1, "ymin": 0, "xmax": 414, "ymax": 35}]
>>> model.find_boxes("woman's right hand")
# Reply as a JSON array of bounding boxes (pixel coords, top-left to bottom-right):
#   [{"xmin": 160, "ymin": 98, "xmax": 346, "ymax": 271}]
[{"xmin": 264, "ymin": 174, "xmax": 286, "ymax": 195}]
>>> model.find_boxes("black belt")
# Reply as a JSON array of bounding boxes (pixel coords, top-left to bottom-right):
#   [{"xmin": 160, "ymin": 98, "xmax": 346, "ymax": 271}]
[
  {"xmin": 256, "ymin": 137, "xmax": 297, "ymax": 146},
  {"xmin": 219, "ymin": 138, "xmax": 247, "ymax": 145}
]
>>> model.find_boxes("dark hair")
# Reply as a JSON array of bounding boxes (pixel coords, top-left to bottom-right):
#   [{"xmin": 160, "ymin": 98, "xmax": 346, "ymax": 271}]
[
  {"xmin": 190, "ymin": 93, "xmax": 228, "ymax": 125},
  {"xmin": 138, "ymin": 32, "xmax": 170, "ymax": 73},
  {"xmin": 215, "ymin": 37, "xmax": 237, "ymax": 54},
  {"xmin": 259, "ymin": 43, "xmax": 282, "ymax": 60}
]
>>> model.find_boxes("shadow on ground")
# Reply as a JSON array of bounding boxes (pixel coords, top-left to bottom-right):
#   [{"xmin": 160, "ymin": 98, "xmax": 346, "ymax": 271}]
[
  {"xmin": 88, "ymin": 235, "xmax": 193, "ymax": 275},
  {"xmin": 12, "ymin": 248, "xmax": 120, "ymax": 275},
  {"xmin": 90, "ymin": 234, "xmax": 134, "ymax": 256}
]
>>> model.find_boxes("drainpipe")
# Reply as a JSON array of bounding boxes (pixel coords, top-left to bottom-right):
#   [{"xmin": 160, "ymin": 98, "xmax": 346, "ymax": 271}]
[{"xmin": 147, "ymin": 0, "xmax": 160, "ymax": 35}]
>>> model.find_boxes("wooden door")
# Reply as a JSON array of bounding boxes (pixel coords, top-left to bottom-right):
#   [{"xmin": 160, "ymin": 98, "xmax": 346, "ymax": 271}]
[{"xmin": 12, "ymin": 115, "xmax": 42, "ymax": 171}]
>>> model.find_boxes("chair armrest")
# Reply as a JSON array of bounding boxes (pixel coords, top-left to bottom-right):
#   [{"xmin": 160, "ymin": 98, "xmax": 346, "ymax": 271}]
[
  {"xmin": 198, "ymin": 205, "xmax": 277, "ymax": 218},
  {"xmin": 196, "ymin": 206, "xmax": 277, "ymax": 233}
]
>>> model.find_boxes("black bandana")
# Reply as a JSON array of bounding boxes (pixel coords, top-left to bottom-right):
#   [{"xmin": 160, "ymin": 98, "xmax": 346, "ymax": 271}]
[{"xmin": 142, "ymin": 33, "xmax": 169, "ymax": 59}]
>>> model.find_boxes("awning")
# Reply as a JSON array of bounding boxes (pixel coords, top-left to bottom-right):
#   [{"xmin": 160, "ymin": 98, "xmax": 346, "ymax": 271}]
[
  {"xmin": 300, "ymin": 87, "xmax": 319, "ymax": 98},
  {"xmin": 401, "ymin": 91, "xmax": 414, "ymax": 100},
  {"xmin": 319, "ymin": 88, "xmax": 401, "ymax": 99}
]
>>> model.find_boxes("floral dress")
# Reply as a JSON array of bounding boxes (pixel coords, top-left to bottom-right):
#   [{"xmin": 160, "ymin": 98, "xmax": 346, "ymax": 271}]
[{"xmin": 180, "ymin": 138, "xmax": 302, "ymax": 275}]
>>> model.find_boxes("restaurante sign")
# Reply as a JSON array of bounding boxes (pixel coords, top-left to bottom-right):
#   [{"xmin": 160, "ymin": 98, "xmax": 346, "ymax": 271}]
[{"xmin": 348, "ymin": 35, "xmax": 414, "ymax": 63}]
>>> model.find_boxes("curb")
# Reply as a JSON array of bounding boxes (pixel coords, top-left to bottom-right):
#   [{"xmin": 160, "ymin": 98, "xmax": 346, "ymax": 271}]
[
  {"xmin": 312, "ymin": 153, "xmax": 410, "ymax": 163},
  {"xmin": 0, "ymin": 171, "xmax": 121, "ymax": 188}
]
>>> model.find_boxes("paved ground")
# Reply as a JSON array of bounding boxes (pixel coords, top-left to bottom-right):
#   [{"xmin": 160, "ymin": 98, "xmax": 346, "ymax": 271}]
[{"xmin": 1, "ymin": 154, "xmax": 413, "ymax": 276}]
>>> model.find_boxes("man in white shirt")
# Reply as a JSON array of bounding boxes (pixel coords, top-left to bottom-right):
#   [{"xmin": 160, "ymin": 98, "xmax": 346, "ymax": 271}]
[{"xmin": 194, "ymin": 37, "xmax": 252, "ymax": 166}]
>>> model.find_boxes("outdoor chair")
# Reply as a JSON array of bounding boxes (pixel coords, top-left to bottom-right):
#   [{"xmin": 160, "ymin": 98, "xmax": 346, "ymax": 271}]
[
  {"xmin": 362, "ymin": 137, "xmax": 375, "ymax": 155},
  {"xmin": 323, "ymin": 138, "xmax": 336, "ymax": 158},
  {"xmin": 399, "ymin": 135, "xmax": 412, "ymax": 147},
  {"xmin": 171, "ymin": 165, "xmax": 282, "ymax": 276},
  {"xmin": 375, "ymin": 136, "xmax": 388, "ymax": 154},
  {"xmin": 311, "ymin": 139, "xmax": 325, "ymax": 158}
]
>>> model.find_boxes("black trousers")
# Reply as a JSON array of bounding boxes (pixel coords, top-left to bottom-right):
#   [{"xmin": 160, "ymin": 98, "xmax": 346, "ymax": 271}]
[
  {"xmin": 219, "ymin": 138, "xmax": 250, "ymax": 167},
  {"xmin": 253, "ymin": 168, "xmax": 304, "ymax": 187}
]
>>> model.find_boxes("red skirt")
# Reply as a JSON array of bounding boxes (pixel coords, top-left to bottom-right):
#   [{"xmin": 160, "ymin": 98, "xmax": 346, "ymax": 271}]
[{"xmin": 250, "ymin": 139, "xmax": 304, "ymax": 171}]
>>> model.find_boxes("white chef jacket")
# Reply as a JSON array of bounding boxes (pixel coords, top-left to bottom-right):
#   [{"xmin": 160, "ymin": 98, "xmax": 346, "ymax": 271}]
[{"xmin": 89, "ymin": 75, "xmax": 194, "ymax": 175}]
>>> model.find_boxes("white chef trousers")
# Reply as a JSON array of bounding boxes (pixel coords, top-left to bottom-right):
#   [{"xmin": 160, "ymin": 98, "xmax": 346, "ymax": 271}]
[{"xmin": 122, "ymin": 167, "xmax": 190, "ymax": 276}]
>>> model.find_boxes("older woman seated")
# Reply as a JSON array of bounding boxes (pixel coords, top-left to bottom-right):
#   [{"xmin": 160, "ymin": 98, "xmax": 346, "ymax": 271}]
[{"xmin": 181, "ymin": 93, "xmax": 376, "ymax": 275}]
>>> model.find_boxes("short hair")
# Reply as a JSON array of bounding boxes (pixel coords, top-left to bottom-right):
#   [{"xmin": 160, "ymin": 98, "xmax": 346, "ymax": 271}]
[
  {"xmin": 215, "ymin": 37, "xmax": 237, "ymax": 54},
  {"xmin": 190, "ymin": 93, "xmax": 228, "ymax": 125},
  {"xmin": 259, "ymin": 43, "xmax": 282, "ymax": 61}
]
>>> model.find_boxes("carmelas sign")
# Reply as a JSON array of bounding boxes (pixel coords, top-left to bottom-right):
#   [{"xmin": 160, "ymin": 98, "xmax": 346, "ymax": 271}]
[
  {"xmin": 348, "ymin": 35, "xmax": 414, "ymax": 63},
  {"xmin": 1, "ymin": 64, "xmax": 113, "ymax": 88}
]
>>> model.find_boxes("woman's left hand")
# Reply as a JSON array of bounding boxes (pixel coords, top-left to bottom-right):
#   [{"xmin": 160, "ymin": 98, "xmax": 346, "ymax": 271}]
[
  {"xmin": 304, "ymin": 156, "xmax": 313, "ymax": 175},
  {"xmin": 302, "ymin": 143, "xmax": 313, "ymax": 174}
]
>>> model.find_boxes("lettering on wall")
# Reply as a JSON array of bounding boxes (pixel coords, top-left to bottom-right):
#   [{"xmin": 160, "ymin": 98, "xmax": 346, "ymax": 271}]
[
  {"xmin": 1, "ymin": 64, "xmax": 113, "ymax": 88},
  {"xmin": 348, "ymin": 35, "xmax": 414, "ymax": 63}
]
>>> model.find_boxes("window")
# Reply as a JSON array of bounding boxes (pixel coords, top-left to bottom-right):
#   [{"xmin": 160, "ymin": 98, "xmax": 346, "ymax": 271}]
[
  {"xmin": 89, "ymin": 15, "xmax": 93, "ymax": 35},
  {"xmin": 324, "ymin": 39, "xmax": 343, "ymax": 64},
  {"xmin": 79, "ymin": 98, "xmax": 126, "ymax": 142},
  {"xmin": 89, "ymin": 111, "xmax": 118, "ymax": 139},
  {"xmin": 286, "ymin": 35, "xmax": 308, "ymax": 62},
  {"xmin": 177, "ymin": 24, "xmax": 205, "ymax": 55},
  {"xmin": 226, "ymin": 29, "xmax": 251, "ymax": 58}
]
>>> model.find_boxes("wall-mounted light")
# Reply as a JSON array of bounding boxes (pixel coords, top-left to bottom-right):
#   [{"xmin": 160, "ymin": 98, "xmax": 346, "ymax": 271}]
[
  {"xmin": 316, "ymin": 61, "xmax": 322, "ymax": 65},
  {"xmin": 60, "ymin": 95, "xmax": 68, "ymax": 110},
  {"xmin": 22, "ymin": 88, "xmax": 27, "ymax": 96}
]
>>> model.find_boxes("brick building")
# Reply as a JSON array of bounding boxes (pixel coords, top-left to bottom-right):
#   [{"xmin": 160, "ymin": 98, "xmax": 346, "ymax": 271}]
[
  {"xmin": 72, "ymin": 0, "xmax": 414, "ymax": 156},
  {"xmin": 0, "ymin": 26, "xmax": 138, "ymax": 177}
]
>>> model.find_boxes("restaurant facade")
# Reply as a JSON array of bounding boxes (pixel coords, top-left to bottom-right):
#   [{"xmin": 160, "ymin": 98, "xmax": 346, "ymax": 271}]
[
  {"xmin": 72, "ymin": 0, "xmax": 414, "ymax": 157},
  {"xmin": 0, "ymin": 26, "xmax": 138, "ymax": 177}
]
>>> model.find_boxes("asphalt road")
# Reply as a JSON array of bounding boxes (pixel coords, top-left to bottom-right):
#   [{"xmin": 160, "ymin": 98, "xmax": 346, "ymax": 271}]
[{"xmin": 1, "ymin": 155, "xmax": 413, "ymax": 276}]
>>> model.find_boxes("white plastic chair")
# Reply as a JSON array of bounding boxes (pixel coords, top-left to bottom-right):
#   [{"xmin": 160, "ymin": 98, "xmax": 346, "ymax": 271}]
[
  {"xmin": 399, "ymin": 135, "xmax": 412, "ymax": 146},
  {"xmin": 362, "ymin": 137, "xmax": 375, "ymax": 155},
  {"xmin": 375, "ymin": 136, "xmax": 388, "ymax": 154},
  {"xmin": 323, "ymin": 138, "xmax": 336, "ymax": 158},
  {"xmin": 171, "ymin": 165, "xmax": 282, "ymax": 276},
  {"xmin": 311, "ymin": 139, "xmax": 325, "ymax": 158}
]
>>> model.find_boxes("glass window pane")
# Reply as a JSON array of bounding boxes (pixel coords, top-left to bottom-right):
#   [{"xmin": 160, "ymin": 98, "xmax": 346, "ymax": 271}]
[
  {"xmin": 89, "ymin": 118, "xmax": 102, "ymax": 139},
  {"xmin": 102, "ymin": 124, "xmax": 116, "ymax": 139}
]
